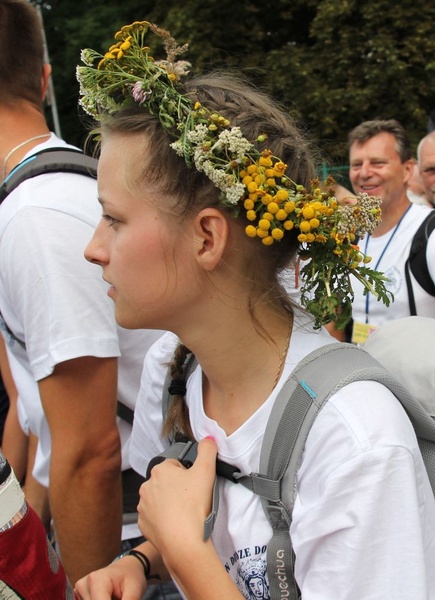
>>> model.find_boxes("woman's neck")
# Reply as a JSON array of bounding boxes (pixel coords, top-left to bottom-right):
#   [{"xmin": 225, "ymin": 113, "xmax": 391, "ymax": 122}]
[{"xmin": 180, "ymin": 306, "xmax": 293, "ymax": 435}]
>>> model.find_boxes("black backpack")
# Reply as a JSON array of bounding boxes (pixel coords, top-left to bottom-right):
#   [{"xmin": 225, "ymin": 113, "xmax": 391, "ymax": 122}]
[{"xmin": 405, "ymin": 209, "xmax": 435, "ymax": 314}]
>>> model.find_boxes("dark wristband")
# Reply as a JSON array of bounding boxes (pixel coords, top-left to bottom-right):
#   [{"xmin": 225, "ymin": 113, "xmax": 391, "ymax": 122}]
[{"xmin": 126, "ymin": 550, "xmax": 161, "ymax": 581}]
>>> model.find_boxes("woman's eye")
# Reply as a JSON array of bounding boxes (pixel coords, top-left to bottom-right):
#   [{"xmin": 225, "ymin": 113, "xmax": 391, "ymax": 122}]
[{"xmin": 102, "ymin": 213, "xmax": 120, "ymax": 227}]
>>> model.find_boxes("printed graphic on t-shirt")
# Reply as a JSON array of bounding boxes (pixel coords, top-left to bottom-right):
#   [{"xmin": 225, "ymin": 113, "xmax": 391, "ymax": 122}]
[
  {"xmin": 225, "ymin": 546, "xmax": 270, "ymax": 599},
  {"xmin": 383, "ymin": 266, "xmax": 401, "ymax": 295}
]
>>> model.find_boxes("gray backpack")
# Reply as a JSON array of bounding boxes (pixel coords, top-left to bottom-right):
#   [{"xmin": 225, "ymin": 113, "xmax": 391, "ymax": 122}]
[{"xmin": 149, "ymin": 340, "xmax": 435, "ymax": 600}]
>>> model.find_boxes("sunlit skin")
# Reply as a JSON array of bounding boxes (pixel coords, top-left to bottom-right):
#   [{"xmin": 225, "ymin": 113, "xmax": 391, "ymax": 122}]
[
  {"xmin": 349, "ymin": 132, "xmax": 413, "ymax": 236},
  {"xmin": 85, "ymin": 132, "xmax": 206, "ymax": 333},
  {"xmin": 418, "ymin": 135, "xmax": 435, "ymax": 207}
]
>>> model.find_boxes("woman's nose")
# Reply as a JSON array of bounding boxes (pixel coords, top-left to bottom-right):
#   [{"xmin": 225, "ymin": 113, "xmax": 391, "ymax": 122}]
[{"xmin": 84, "ymin": 220, "xmax": 108, "ymax": 265}]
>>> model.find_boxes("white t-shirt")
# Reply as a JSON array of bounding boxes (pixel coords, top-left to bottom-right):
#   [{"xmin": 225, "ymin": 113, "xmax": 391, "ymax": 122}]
[
  {"xmin": 131, "ymin": 312, "xmax": 435, "ymax": 599},
  {"xmin": 0, "ymin": 135, "xmax": 163, "ymax": 493},
  {"xmin": 351, "ymin": 203, "xmax": 435, "ymax": 329}
]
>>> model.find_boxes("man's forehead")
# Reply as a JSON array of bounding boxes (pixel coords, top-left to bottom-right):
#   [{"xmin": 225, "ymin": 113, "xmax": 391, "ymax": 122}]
[
  {"xmin": 350, "ymin": 133, "xmax": 398, "ymax": 157},
  {"xmin": 421, "ymin": 141, "xmax": 435, "ymax": 160}
]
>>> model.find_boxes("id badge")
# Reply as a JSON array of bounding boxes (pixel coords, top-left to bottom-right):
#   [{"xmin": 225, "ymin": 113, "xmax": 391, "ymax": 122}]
[{"xmin": 352, "ymin": 321, "xmax": 379, "ymax": 345}]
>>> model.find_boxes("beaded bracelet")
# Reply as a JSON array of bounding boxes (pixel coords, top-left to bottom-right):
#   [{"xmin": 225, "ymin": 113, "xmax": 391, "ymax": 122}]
[{"xmin": 126, "ymin": 550, "xmax": 161, "ymax": 581}]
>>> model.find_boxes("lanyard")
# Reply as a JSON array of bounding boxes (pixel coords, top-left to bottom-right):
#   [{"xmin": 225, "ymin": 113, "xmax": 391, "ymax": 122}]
[{"xmin": 363, "ymin": 204, "xmax": 412, "ymax": 322}]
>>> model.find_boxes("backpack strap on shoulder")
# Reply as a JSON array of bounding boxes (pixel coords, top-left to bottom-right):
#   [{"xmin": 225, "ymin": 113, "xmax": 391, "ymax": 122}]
[
  {"xmin": 145, "ymin": 436, "xmax": 220, "ymax": 541},
  {"xmin": 0, "ymin": 147, "xmax": 98, "ymax": 204},
  {"xmin": 154, "ymin": 341, "xmax": 435, "ymax": 598},
  {"xmin": 158, "ymin": 351, "xmax": 245, "ymax": 539},
  {"xmin": 240, "ymin": 342, "xmax": 392, "ymax": 600},
  {"xmin": 246, "ymin": 341, "xmax": 435, "ymax": 599},
  {"xmin": 404, "ymin": 211, "xmax": 435, "ymax": 314}
]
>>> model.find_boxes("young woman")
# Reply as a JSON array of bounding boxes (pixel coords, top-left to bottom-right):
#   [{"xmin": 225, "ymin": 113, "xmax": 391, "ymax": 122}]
[{"xmin": 74, "ymin": 22, "xmax": 435, "ymax": 600}]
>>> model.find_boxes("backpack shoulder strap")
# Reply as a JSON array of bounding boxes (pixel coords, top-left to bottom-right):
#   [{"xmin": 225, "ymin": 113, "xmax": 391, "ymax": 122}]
[
  {"xmin": 405, "ymin": 210, "xmax": 435, "ymax": 314},
  {"xmin": 244, "ymin": 341, "xmax": 435, "ymax": 600},
  {"xmin": 258, "ymin": 341, "xmax": 435, "ymax": 505},
  {"xmin": 153, "ymin": 341, "xmax": 435, "ymax": 598},
  {"xmin": 241, "ymin": 342, "xmax": 376, "ymax": 600},
  {"xmin": 0, "ymin": 147, "xmax": 98, "ymax": 204}
]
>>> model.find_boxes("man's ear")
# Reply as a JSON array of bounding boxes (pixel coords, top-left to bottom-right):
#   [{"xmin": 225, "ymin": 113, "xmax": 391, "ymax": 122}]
[
  {"xmin": 403, "ymin": 158, "xmax": 415, "ymax": 185},
  {"xmin": 41, "ymin": 64, "xmax": 52, "ymax": 100},
  {"xmin": 193, "ymin": 208, "xmax": 229, "ymax": 271}
]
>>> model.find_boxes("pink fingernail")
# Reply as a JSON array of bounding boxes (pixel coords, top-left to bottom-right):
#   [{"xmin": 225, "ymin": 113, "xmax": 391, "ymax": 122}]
[{"xmin": 204, "ymin": 435, "xmax": 215, "ymax": 441}]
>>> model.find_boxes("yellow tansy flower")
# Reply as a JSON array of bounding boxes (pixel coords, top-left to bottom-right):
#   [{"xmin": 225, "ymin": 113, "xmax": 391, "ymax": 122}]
[
  {"xmin": 302, "ymin": 206, "xmax": 315, "ymax": 219},
  {"xmin": 262, "ymin": 236, "xmax": 274, "ymax": 245},
  {"xmin": 245, "ymin": 225, "xmax": 257, "ymax": 237},
  {"xmin": 258, "ymin": 219, "xmax": 271, "ymax": 231},
  {"xmin": 275, "ymin": 190, "xmax": 289, "ymax": 202},
  {"xmin": 256, "ymin": 229, "xmax": 268, "ymax": 239},
  {"xmin": 272, "ymin": 228, "xmax": 284, "ymax": 240}
]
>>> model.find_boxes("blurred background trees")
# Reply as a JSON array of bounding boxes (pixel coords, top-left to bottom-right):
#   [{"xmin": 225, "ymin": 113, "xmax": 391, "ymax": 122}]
[{"xmin": 33, "ymin": 0, "xmax": 435, "ymax": 172}]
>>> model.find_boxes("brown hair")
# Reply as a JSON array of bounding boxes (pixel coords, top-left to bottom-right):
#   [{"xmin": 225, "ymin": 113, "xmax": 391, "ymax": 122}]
[
  {"xmin": 101, "ymin": 73, "xmax": 317, "ymax": 439},
  {"xmin": 348, "ymin": 119, "xmax": 412, "ymax": 163},
  {"xmin": 0, "ymin": 0, "xmax": 45, "ymax": 107}
]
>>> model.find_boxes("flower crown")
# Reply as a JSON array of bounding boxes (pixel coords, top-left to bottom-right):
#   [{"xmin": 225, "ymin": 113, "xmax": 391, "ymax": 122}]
[{"xmin": 77, "ymin": 21, "xmax": 392, "ymax": 329}]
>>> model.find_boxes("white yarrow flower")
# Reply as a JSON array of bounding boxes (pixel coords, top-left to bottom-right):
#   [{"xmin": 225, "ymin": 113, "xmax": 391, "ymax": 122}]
[
  {"xmin": 187, "ymin": 124, "xmax": 209, "ymax": 144},
  {"xmin": 225, "ymin": 182, "xmax": 245, "ymax": 205},
  {"xmin": 170, "ymin": 140, "xmax": 185, "ymax": 156},
  {"xmin": 217, "ymin": 127, "xmax": 253, "ymax": 156},
  {"xmin": 80, "ymin": 49, "xmax": 95, "ymax": 67}
]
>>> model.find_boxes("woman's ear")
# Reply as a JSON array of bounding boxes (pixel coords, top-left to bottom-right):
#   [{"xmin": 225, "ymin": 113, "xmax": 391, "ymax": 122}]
[{"xmin": 193, "ymin": 208, "xmax": 229, "ymax": 271}]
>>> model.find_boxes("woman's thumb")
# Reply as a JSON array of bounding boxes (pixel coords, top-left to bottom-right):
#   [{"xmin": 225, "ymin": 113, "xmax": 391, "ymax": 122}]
[{"xmin": 194, "ymin": 435, "xmax": 218, "ymax": 472}]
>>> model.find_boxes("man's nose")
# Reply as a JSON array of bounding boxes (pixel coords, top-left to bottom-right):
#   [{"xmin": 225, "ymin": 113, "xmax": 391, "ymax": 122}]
[{"xmin": 358, "ymin": 161, "xmax": 373, "ymax": 178}]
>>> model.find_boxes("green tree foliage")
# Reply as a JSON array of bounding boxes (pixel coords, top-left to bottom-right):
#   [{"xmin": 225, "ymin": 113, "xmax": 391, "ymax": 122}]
[
  {"xmin": 35, "ymin": 0, "xmax": 435, "ymax": 167},
  {"xmin": 263, "ymin": 0, "xmax": 435, "ymax": 162}
]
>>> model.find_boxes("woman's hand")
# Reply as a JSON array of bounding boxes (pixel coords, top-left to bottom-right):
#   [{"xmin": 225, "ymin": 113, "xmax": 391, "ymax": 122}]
[
  {"xmin": 138, "ymin": 436, "xmax": 218, "ymax": 556},
  {"xmin": 136, "ymin": 437, "xmax": 242, "ymax": 600},
  {"xmin": 74, "ymin": 554, "xmax": 147, "ymax": 600}
]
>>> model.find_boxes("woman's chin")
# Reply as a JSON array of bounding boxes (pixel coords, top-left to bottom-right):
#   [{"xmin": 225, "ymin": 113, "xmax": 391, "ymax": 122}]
[{"xmin": 114, "ymin": 307, "xmax": 149, "ymax": 331}]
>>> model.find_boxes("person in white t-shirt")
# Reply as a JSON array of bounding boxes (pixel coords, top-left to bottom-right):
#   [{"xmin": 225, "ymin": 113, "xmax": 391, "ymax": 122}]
[
  {"xmin": 74, "ymin": 21, "xmax": 435, "ymax": 600},
  {"xmin": 345, "ymin": 119, "xmax": 435, "ymax": 344},
  {"xmin": 0, "ymin": 2, "xmax": 172, "ymax": 593}
]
